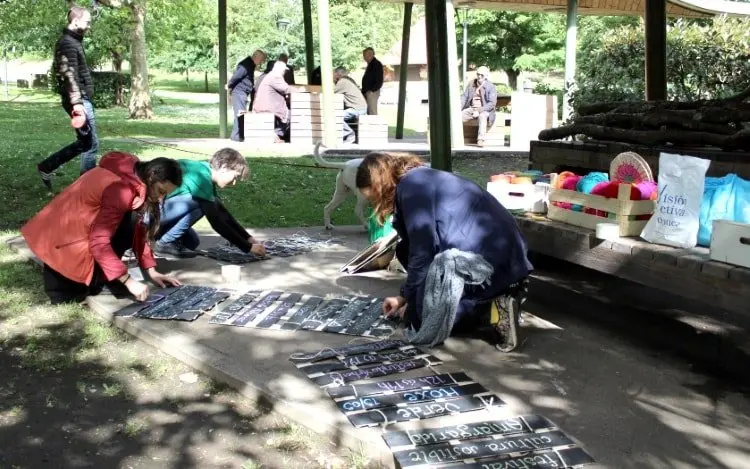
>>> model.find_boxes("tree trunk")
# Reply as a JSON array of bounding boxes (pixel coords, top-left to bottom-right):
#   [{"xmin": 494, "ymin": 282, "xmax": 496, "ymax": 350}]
[
  {"xmin": 111, "ymin": 51, "xmax": 124, "ymax": 106},
  {"xmin": 186, "ymin": 69, "xmax": 189, "ymax": 83},
  {"xmin": 505, "ymin": 69, "xmax": 519, "ymax": 91},
  {"xmin": 128, "ymin": 0, "xmax": 153, "ymax": 119},
  {"xmin": 204, "ymin": 71, "xmax": 209, "ymax": 93}
]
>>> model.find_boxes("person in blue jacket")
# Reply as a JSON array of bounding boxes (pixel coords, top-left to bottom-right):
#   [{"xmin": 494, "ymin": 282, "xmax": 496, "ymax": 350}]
[
  {"xmin": 355, "ymin": 152, "xmax": 533, "ymax": 351},
  {"xmin": 226, "ymin": 49, "xmax": 267, "ymax": 142}
]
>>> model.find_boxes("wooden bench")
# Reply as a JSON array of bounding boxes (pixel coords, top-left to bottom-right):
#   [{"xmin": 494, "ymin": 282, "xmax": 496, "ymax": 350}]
[
  {"xmin": 462, "ymin": 113, "xmax": 510, "ymax": 147},
  {"xmin": 289, "ymin": 92, "xmax": 344, "ymax": 145},
  {"xmin": 241, "ymin": 111, "xmax": 276, "ymax": 145},
  {"xmin": 356, "ymin": 115, "xmax": 388, "ymax": 146}
]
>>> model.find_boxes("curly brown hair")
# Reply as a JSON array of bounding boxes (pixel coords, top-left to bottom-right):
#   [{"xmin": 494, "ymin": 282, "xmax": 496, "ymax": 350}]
[{"xmin": 355, "ymin": 152, "xmax": 424, "ymax": 224}]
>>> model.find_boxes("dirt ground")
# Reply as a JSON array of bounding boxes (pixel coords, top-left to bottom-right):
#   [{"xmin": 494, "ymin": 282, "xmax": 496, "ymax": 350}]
[{"xmin": 0, "ymin": 243, "xmax": 381, "ymax": 469}]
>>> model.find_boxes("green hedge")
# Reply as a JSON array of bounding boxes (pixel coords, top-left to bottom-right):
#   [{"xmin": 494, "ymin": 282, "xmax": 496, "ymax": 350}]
[{"xmin": 48, "ymin": 69, "xmax": 131, "ymax": 109}]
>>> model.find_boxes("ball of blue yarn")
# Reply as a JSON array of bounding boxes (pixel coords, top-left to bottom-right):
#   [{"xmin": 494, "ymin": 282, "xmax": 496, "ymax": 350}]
[{"xmin": 576, "ymin": 172, "xmax": 609, "ymax": 195}]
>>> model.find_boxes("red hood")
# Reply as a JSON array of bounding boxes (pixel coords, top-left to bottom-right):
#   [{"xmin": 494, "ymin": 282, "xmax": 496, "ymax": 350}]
[{"xmin": 99, "ymin": 151, "xmax": 147, "ymax": 210}]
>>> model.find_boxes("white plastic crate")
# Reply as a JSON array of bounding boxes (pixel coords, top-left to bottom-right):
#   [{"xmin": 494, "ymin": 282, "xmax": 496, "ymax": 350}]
[
  {"xmin": 710, "ymin": 220, "xmax": 750, "ymax": 269},
  {"xmin": 486, "ymin": 181, "xmax": 549, "ymax": 213}
]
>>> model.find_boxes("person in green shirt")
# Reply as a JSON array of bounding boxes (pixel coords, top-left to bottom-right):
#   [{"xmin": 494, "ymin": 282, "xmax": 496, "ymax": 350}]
[{"xmin": 155, "ymin": 148, "xmax": 266, "ymax": 259}]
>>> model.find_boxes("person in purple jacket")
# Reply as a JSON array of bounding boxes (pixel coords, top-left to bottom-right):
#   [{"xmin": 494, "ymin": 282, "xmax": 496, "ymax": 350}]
[{"xmin": 355, "ymin": 152, "xmax": 533, "ymax": 351}]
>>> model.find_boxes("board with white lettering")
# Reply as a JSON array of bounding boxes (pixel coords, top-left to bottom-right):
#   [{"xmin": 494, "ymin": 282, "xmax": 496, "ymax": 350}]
[
  {"xmin": 338, "ymin": 382, "xmax": 488, "ymax": 414},
  {"xmin": 209, "ymin": 291, "xmax": 395, "ymax": 337},
  {"xmin": 348, "ymin": 394, "xmax": 503, "ymax": 428},
  {"xmin": 114, "ymin": 285, "xmax": 230, "ymax": 321},
  {"xmin": 296, "ymin": 346, "xmax": 426, "ymax": 375},
  {"xmin": 312, "ymin": 357, "xmax": 441, "ymax": 387},
  {"xmin": 326, "ymin": 372, "xmax": 475, "ymax": 399},
  {"xmin": 383, "ymin": 414, "xmax": 556, "ymax": 448},
  {"xmin": 451, "ymin": 447, "xmax": 595, "ymax": 469},
  {"xmin": 290, "ymin": 339, "xmax": 407, "ymax": 364},
  {"xmin": 393, "ymin": 430, "xmax": 573, "ymax": 467}
]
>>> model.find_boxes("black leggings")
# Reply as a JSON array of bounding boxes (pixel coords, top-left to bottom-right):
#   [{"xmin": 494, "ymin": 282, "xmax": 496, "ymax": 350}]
[{"xmin": 43, "ymin": 212, "xmax": 137, "ymax": 304}]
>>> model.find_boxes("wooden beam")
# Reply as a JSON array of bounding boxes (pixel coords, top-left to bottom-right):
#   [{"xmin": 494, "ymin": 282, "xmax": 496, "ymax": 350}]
[
  {"xmin": 395, "ymin": 2, "xmax": 413, "ymax": 140},
  {"xmin": 302, "ymin": 0, "xmax": 316, "ymax": 83},
  {"xmin": 563, "ymin": 0, "xmax": 577, "ymax": 122},
  {"xmin": 425, "ymin": 0, "xmax": 453, "ymax": 171},
  {"xmin": 317, "ymin": 0, "xmax": 337, "ymax": 146},
  {"xmin": 218, "ymin": 0, "xmax": 228, "ymax": 138},
  {"xmin": 645, "ymin": 0, "xmax": 667, "ymax": 101}
]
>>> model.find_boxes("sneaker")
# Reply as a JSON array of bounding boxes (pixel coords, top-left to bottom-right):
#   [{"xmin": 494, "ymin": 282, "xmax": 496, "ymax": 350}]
[
  {"xmin": 154, "ymin": 241, "xmax": 197, "ymax": 259},
  {"xmin": 493, "ymin": 295, "xmax": 521, "ymax": 352},
  {"xmin": 37, "ymin": 165, "xmax": 53, "ymax": 191},
  {"xmin": 477, "ymin": 139, "xmax": 485, "ymax": 147}
]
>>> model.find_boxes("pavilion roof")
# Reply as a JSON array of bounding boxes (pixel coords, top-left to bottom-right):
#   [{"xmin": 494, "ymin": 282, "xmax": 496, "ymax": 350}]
[{"xmin": 376, "ymin": 0, "xmax": 750, "ymax": 18}]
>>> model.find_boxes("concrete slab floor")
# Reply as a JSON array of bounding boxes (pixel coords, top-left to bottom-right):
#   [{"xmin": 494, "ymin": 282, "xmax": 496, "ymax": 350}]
[{"xmin": 7, "ymin": 226, "xmax": 750, "ymax": 469}]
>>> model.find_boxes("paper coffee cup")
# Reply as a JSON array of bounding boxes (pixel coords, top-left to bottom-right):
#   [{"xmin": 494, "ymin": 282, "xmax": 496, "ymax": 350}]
[{"xmin": 222, "ymin": 265, "xmax": 241, "ymax": 283}]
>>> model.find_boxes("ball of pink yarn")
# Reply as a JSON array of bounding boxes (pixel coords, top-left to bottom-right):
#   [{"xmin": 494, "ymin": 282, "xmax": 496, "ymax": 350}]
[
  {"xmin": 634, "ymin": 180, "xmax": 657, "ymax": 200},
  {"xmin": 561, "ymin": 175, "xmax": 582, "ymax": 191},
  {"xmin": 590, "ymin": 181, "xmax": 610, "ymax": 196}
]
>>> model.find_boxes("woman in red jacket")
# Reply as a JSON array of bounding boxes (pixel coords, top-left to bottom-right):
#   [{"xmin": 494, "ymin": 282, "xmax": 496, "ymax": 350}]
[{"xmin": 22, "ymin": 151, "xmax": 183, "ymax": 304}]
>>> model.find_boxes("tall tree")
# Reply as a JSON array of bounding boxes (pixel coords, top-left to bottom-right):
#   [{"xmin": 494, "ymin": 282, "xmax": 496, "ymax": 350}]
[{"xmin": 459, "ymin": 10, "xmax": 565, "ymax": 90}]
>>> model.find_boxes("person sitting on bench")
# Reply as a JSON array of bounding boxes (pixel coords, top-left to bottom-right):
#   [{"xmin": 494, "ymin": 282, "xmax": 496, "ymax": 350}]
[
  {"xmin": 22, "ymin": 152, "xmax": 183, "ymax": 304},
  {"xmin": 154, "ymin": 148, "xmax": 266, "ymax": 259},
  {"xmin": 355, "ymin": 152, "xmax": 533, "ymax": 351},
  {"xmin": 460, "ymin": 66, "xmax": 497, "ymax": 147},
  {"xmin": 334, "ymin": 66, "xmax": 368, "ymax": 143}
]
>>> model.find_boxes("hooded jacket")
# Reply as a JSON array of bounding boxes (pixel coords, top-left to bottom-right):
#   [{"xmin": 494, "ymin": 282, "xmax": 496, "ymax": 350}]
[
  {"xmin": 22, "ymin": 152, "xmax": 157, "ymax": 285},
  {"xmin": 252, "ymin": 61, "xmax": 291, "ymax": 122}
]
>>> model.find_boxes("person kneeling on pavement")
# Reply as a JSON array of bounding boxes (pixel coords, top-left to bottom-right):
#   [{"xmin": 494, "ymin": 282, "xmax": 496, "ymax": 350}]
[
  {"xmin": 154, "ymin": 148, "xmax": 266, "ymax": 259},
  {"xmin": 355, "ymin": 152, "xmax": 533, "ymax": 352},
  {"xmin": 22, "ymin": 152, "xmax": 183, "ymax": 304}
]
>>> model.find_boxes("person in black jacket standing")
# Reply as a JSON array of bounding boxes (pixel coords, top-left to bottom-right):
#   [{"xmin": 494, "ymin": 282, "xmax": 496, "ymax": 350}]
[
  {"xmin": 37, "ymin": 6, "xmax": 98, "ymax": 191},
  {"xmin": 226, "ymin": 49, "xmax": 267, "ymax": 142},
  {"xmin": 361, "ymin": 47, "xmax": 383, "ymax": 115}
]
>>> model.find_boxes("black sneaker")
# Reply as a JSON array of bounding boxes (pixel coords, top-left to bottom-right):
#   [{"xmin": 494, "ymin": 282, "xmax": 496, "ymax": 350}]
[
  {"xmin": 493, "ymin": 295, "xmax": 522, "ymax": 352},
  {"xmin": 37, "ymin": 165, "xmax": 53, "ymax": 191},
  {"xmin": 154, "ymin": 241, "xmax": 197, "ymax": 259}
]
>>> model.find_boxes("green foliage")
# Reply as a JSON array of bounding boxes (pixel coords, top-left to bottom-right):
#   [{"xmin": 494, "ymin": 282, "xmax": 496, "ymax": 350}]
[
  {"xmin": 47, "ymin": 68, "xmax": 132, "ymax": 108},
  {"xmin": 573, "ymin": 16, "xmax": 750, "ymax": 110},
  {"xmin": 458, "ymin": 10, "xmax": 565, "ymax": 89}
]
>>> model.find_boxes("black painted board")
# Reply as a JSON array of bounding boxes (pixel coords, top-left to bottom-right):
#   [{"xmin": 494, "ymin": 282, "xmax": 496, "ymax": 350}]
[
  {"xmin": 343, "ymin": 302, "xmax": 386, "ymax": 336},
  {"xmin": 393, "ymin": 430, "xmax": 574, "ymax": 468},
  {"xmin": 299, "ymin": 298, "xmax": 351, "ymax": 331},
  {"xmin": 296, "ymin": 346, "xmax": 423, "ymax": 375},
  {"xmin": 278, "ymin": 296, "xmax": 325, "ymax": 330},
  {"xmin": 256, "ymin": 293, "xmax": 303, "ymax": 328},
  {"xmin": 326, "ymin": 372, "xmax": 474, "ymax": 399},
  {"xmin": 114, "ymin": 287, "xmax": 178, "ymax": 317},
  {"xmin": 137, "ymin": 285, "xmax": 218, "ymax": 320},
  {"xmin": 363, "ymin": 315, "xmax": 401, "ymax": 337},
  {"xmin": 312, "ymin": 357, "xmax": 440, "ymax": 387},
  {"xmin": 324, "ymin": 297, "xmax": 374, "ymax": 333},
  {"xmin": 383, "ymin": 415, "xmax": 556, "ymax": 448},
  {"xmin": 290, "ymin": 339, "xmax": 407, "ymax": 364},
  {"xmin": 338, "ymin": 382, "xmax": 488, "ymax": 414},
  {"xmin": 450, "ymin": 447, "xmax": 595, "ymax": 469},
  {"xmin": 231, "ymin": 291, "xmax": 283, "ymax": 327},
  {"xmin": 201, "ymin": 241, "xmax": 312, "ymax": 264},
  {"xmin": 223, "ymin": 291, "xmax": 264, "ymax": 314},
  {"xmin": 348, "ymin": 394, "xmax": 503, "ymax": 428}
]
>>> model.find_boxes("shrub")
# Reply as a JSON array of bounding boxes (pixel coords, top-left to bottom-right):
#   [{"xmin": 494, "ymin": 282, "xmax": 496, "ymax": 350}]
[{"xmin": 48, "ymin": 68, "xmax": 131, "ymax": 108}]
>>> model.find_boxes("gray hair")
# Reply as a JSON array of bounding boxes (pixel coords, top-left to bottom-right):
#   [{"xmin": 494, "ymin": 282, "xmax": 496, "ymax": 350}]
[{"xmin": 334, "ymin": 67, "xmax": 349, "ymax": 76}]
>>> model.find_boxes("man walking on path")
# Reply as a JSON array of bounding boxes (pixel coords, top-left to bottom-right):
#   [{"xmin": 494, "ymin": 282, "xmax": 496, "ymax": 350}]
[
  {"xmin": 227, "ymin": 49, "xmax": 267, "ymax": 142},
  {"xmin": 37, "ymin": 6, "xmax": 98, "ymax": 191},
  {"xmin": 361, "ymin": 47, "xmax": 383, "ymax": 115}
]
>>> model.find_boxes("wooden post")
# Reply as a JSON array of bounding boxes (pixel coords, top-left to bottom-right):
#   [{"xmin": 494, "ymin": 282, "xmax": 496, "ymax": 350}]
[
  {"xmin": 395, "ymin": 2, "xmax": 413, "ymax": 140},
  {"xmin": 645, "ymin": 0, "xmax": 667, "ymax": 101},
  {"xmin": 302, "ymin": 0, "xmax": 316, "ymax": 83},
  {"xmin": 563, "ymin": 0, "xmax": 577, "ymax": 122},
  {"xmin": 425, "ymin": 0, "xmax": 452, "ymax": 171},
  {"xmin": 317, "ymin": 0, "xmax": 337, "ymax": 147},
  {"xmin": 218, "ymin": 0, "xmax": 228, "ymax": 138},
  {"xmin": 445, "ymin": 0, "xmax": 464, "ymax": 148}
]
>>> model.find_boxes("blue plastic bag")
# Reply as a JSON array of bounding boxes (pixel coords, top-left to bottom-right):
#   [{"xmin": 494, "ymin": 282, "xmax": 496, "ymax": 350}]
[{"xmin": 698, "ymin": 174, "xmax": 750, "ymax": 246}]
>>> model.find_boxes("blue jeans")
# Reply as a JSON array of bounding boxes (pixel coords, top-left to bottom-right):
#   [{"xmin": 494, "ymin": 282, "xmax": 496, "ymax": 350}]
[
  {"xmin": 39, "ymin": 99, "xmax": 99, "ymax": 174},
  {"xmin": 343, "ymin": 107, "xmax": 366, "ymax": 142},
  {"xmin": 158, "ymin": 194, "xmax": 203, "ymax": 249},
  {"xmin": 231, "ymin": 89, "xmax": 249, "ymax": 141}
]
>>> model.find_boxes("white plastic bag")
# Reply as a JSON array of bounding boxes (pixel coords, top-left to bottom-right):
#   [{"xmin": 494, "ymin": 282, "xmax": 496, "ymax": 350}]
[{"xmin": 641, "ymin": 152, "xmax": 710, "ymax": 248}]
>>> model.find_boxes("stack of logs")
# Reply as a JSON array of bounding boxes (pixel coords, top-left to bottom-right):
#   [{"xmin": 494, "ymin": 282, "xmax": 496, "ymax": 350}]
[{"xmin": 538, "ymin": 87, "xmax": 750, "ymax": 151}]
